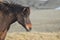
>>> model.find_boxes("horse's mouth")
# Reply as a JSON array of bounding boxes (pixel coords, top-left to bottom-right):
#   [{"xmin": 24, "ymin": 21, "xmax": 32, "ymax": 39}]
[{"xmin": 25, "ymin": 24, "xmax": 32, "ymax": 32}]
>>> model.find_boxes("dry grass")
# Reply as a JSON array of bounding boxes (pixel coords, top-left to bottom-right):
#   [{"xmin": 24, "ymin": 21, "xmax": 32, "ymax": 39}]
[{"xmin": 5, "ymin": 32, "xmax": 60, "ymax": 40}]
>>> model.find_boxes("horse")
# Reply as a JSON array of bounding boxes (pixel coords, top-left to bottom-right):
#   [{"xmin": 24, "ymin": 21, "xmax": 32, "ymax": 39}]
[{"xmin": 0, "ymin": 2, "xmax": 32, "ymax": 40}]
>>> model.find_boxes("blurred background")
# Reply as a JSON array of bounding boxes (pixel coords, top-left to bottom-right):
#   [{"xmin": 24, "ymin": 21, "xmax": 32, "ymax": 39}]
[
  {"xmin": 0, "ymin": 0, "xmax": 60, "ymax": 32},
  {"xmin": 2, "ymin": 0, "xmax": 60, "ymax": 9}
]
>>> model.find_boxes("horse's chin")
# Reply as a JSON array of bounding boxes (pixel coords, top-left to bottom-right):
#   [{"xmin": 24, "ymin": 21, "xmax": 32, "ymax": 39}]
[{"xmin": 26, "ymin": 27, "xmax": 32, "ymax": 32}]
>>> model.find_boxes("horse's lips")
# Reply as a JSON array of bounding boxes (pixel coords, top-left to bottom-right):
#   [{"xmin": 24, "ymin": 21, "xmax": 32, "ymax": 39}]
[{"xmin": 26, "ymin": 24, "xmax": 32, "ymax": 31}]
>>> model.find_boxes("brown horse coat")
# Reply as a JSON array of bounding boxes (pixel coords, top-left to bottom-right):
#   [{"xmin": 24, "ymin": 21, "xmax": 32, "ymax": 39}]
[{"xmin": 0, "ymin": 2, "xmax": 32, "ymax": 40}]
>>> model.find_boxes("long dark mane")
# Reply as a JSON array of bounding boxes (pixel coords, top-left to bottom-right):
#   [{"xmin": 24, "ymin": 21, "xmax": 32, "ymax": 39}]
[{"xmin": 0, "ymin": 1, "xmax": 30, "ymax": 14}]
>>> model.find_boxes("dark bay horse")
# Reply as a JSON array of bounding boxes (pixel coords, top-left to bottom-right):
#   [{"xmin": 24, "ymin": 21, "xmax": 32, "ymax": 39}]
[{"xmin": 0, "ymin": 2, "xmax": 32, "ymax": 40}]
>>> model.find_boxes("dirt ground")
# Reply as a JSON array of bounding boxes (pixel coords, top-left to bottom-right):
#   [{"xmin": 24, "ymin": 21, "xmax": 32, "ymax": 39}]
[{"xmin": 5, "ymin": 32, "xmax": 60, "ymax": 40}]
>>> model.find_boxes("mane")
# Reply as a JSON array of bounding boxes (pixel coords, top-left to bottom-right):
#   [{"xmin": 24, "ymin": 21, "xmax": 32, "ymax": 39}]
[
  {"xmin": 0, "ymin": 1, "xmax": 30, "ymax": 16},
  {"xmin": 0, "ymin": 1, "xmax": 24, "ymax": 12}
]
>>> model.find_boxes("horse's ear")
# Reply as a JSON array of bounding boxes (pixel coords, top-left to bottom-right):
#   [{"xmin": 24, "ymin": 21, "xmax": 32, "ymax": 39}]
[
  {"xmin": 23, "ymin": 7, "xmax": 26, "ymax": 12},
  {"xmin": 22, "ymin": 7, "xmax": 30, "ymax": 16},
  {"xmin": 23, "ymin": 7, "xmax": 30, "ymax": 12}
]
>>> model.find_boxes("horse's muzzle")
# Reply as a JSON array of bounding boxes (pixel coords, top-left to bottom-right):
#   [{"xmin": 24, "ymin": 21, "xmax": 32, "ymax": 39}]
[{"xmin": 26, "ymin": 24, "xmax": 32, "ymax": 31}]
